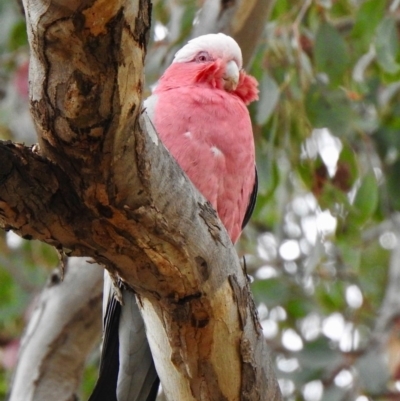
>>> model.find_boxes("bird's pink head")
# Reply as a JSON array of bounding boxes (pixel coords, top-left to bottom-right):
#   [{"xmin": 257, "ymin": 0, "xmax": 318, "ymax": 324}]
[{"xmin": 156, "ymin": 33, "xmax": 259, "ymax": 105}]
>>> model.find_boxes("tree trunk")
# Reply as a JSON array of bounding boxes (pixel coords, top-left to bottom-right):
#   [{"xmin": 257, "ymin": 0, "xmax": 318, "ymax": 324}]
[{"xmin": 1, "ymin": 0, "xmax": 282, "ymax": 399}]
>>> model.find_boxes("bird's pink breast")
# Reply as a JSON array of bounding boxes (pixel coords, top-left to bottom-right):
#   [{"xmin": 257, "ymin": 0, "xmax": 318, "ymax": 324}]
[{"xmin": 152, "ymin": 81, "xmax": 255, "ymax": 243}]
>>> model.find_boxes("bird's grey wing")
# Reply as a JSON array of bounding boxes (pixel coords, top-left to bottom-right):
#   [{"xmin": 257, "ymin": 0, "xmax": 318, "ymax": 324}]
[
  {"xmin": 88, "ymin": 274, "xmax": 121, "ymax": 401},
  {"xmin": 89, "ymin": 274, "xmax": 159, "ymax": 401},
  {"xmin": 117, "ymin": 288, "xmax": 159, "ymax": 401}
]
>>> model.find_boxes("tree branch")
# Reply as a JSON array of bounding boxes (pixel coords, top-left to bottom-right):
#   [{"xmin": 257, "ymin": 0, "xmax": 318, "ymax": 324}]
[
  {"xmin": 2, "ymin": 0, "xmax": 283, "ymax": 399},
  {"xmin": 0, "ymin": 141, "xmax": 85, "ymax": 248},
  {"xmin": 8, "ymin": 258, "xmax": 103, "ymax": 401}
]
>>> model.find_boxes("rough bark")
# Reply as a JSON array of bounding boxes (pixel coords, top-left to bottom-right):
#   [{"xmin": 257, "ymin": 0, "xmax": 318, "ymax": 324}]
[
  {"xmin": 1, "ymin": 0, "xmax": 282, "ymax": 399},
  {"xmin": 8, "ymin": 258, "xmax": 103, "ymax": 401}
]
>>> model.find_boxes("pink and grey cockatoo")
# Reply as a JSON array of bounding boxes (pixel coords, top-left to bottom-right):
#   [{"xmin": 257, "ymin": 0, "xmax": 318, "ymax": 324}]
[{"xmin": 89, "ymin": 33, "xmax": 258, "ymax": 401}]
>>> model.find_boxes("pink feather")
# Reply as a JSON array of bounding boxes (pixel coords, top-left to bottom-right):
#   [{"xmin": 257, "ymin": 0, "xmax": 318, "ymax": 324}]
[{"xmin": 148, "ymin": 35, "xmax": 258, "ymax": 243}]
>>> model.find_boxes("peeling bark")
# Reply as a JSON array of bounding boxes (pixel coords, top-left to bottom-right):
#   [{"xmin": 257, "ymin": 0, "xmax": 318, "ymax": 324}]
[{"xmin": 1, "ymin": 0, "xmax": 282, "ymax": 399}]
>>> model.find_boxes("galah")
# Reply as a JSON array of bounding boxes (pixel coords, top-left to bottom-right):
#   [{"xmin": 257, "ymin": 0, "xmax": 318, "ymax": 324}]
[{"xmin": 89, "ymin": 33, "xmax": 258, "ymax": 401}]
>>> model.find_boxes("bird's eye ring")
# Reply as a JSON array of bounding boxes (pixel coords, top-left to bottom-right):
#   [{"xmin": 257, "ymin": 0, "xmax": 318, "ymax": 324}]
[{"xmin": 195, "ymin": 51, "xmax": 211, "ymax": 63}]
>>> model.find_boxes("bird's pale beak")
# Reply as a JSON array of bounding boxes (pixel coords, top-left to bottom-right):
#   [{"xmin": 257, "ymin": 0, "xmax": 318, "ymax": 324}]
[{"xmin": 223, "ymin": 60, "xmax": 240, "ymax": 91}]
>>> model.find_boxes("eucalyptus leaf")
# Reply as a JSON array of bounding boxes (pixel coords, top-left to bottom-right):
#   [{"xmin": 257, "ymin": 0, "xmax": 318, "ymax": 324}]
[
  {"xmin": 351, "ymin": 0, "xmax": 386, "ymax": 49},
  {"xmin": 375, "ymin": 17, "xmax": 400, "ymax": 74},
  {"xmin": 352, "ymin": 172, "xmax": 378, "ymax": 225},
  {"xmin": 315, "ymin": 22, "xmax": 350, "ymax": 86},
  {"xmin": 256, "ymin": 73, "xmax": 280, "ymax": 125}
]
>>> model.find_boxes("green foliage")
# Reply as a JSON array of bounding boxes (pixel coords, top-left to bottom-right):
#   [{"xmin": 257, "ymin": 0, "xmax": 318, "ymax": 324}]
[
  {"xmin": 248, "ymin": 0, "xmax": 400, "ymax": 399},
  {"xmin": 2, "ymin": 0, "xmax": 400, "ymax": 400},
  {"xmin": 305, "ymin": 84, "xmax": 354, "ymax": 136},
  {"xmin": 315, "ymin": 22, "xmax": 350, "ymax": 86},
  {"xmin": 351, "ymin": 0, "xmax": 386, "ymax": 50},
  {"xmin": 8, "ymin": 20, "xmax": 27, "ymax": 51},
  {"xmin": 350, "ymin": 172, "xmax": 379, "ymax": 226},
  {"xmin": 297, "ymin": 336, "xmax": 342, "ymax": 372},
  {"xmin": 256, "ymin": 72, "xmax": 280, "ymax": 125},
  {"xmin": 253, "ymin": 277, "xmax": 291, "ymax": 306},
  {"xmin": 375, "ymin": 17, "xmax": 400, "ymax": 76}
]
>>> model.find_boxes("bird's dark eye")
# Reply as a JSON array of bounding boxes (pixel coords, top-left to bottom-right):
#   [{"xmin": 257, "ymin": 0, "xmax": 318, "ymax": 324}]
[{"xmin": 195, "ymin": 51, "xmax": 212, "ymax": 63}]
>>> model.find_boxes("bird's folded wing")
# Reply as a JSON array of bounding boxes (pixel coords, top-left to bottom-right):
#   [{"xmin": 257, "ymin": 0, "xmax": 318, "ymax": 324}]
[
  {"xmin": 89, "ymin": 274, "xmax": 159, "ymax": 401},
  {"xmin": 242, "ymin": 167, "xmax": 258, "ymax": 229},
  {"xmin": 117, "ymin": 288, "xmax": 159, "ymax": 401}
]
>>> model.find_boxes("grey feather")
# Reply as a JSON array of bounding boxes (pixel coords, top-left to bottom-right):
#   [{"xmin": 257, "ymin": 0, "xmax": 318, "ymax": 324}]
[
  {"xmin": 117, "ymin": 288, "xmax": 159, "ymax": 401},
  {"xmin": 89, "ymin": 274, "xmax": 159, "ymax": 401}
]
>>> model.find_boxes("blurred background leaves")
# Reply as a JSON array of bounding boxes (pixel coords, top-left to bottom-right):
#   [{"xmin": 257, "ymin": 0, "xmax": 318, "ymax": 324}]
[{"xmin": 2, "ymin": 0, "xmax": 400, "ymax": 400}]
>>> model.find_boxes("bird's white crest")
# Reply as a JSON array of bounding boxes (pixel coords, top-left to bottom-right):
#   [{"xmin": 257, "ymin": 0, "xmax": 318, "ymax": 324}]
[{"xmin": 173, "ymin": 33, "xmax": 243, "ymax": 69}]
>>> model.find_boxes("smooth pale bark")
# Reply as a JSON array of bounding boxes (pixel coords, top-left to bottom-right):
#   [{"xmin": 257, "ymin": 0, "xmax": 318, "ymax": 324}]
[
  {"xmin": 1, "ymin": 0, "xmax": 282, "ymax": 399},
  {"xmin": 8, "ymin": 258, "xmax": 103, "ymax": 401}
]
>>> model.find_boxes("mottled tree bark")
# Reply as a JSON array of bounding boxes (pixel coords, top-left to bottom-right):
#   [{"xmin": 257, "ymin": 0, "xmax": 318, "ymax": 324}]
[{"xmin": 1, "ymin": 0, "xmax": 282, "ymax": 399}]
